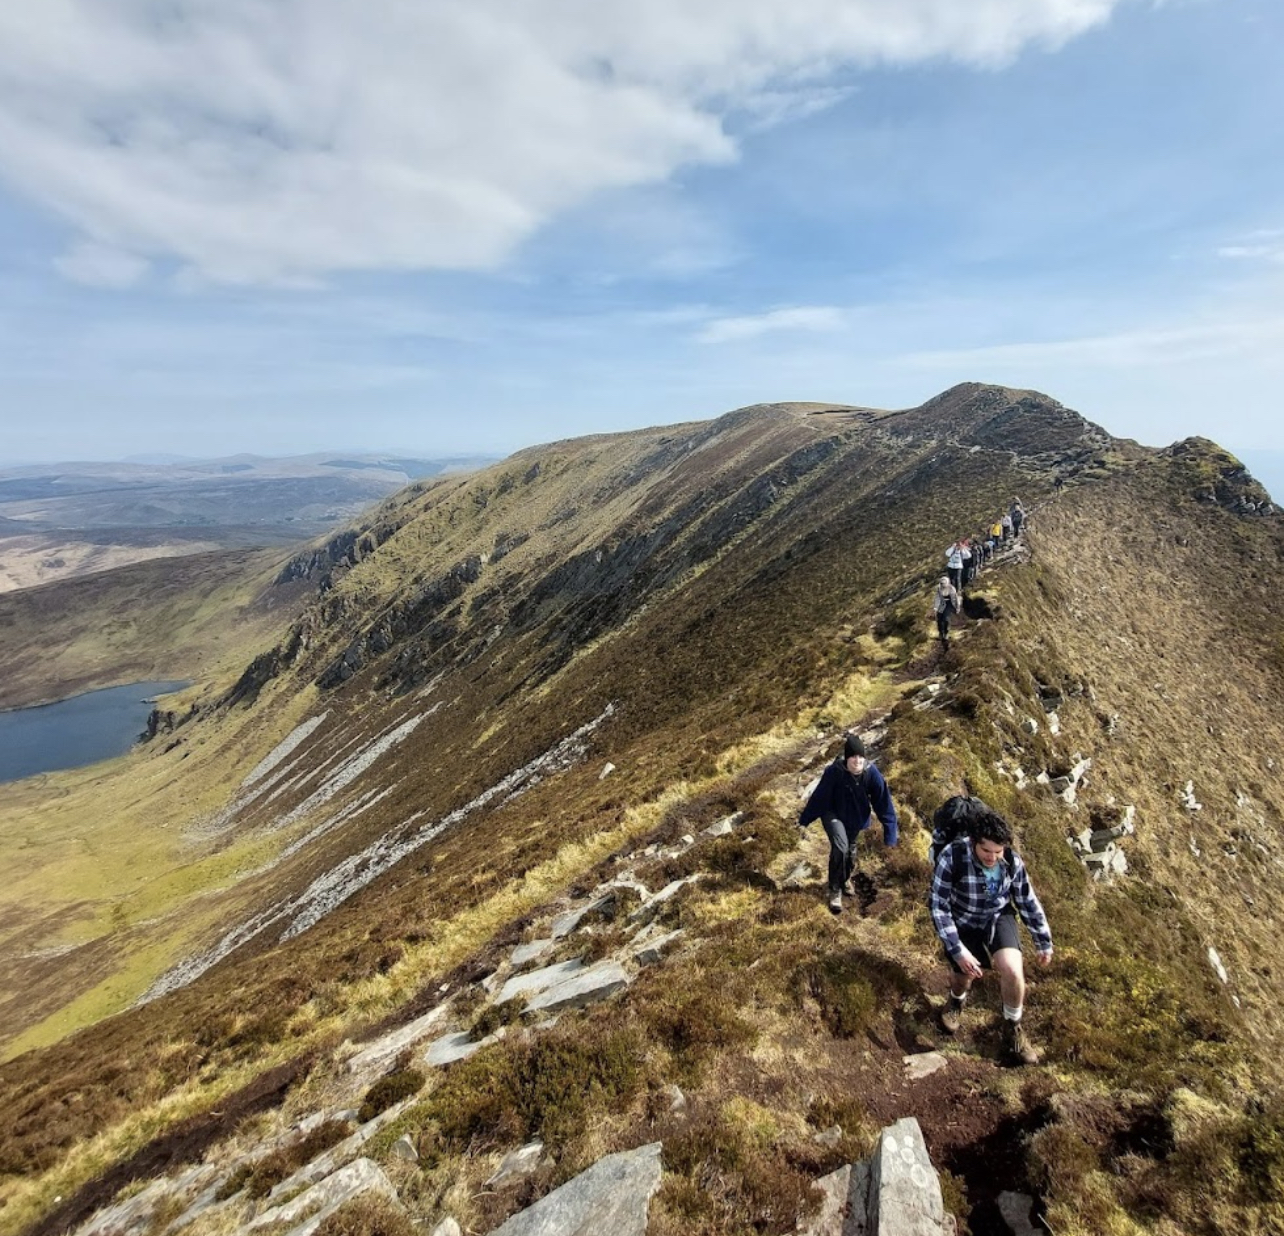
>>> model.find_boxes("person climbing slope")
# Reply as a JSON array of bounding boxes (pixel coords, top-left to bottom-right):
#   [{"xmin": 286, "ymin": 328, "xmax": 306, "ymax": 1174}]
[
  {"xmin": 799, "ymin": 734, "xmax": 899, "ymax": 915},
  {"xmin": 945, "ymin": 541, "xmax": 965, "ymax": 591},
  {"xmin": 933, "ymin": 575, "xmax": 961, "ymax": 645},
  {"xmin": 1010, "ymin": 499, "xmax": 1025, "ymax": 538},
  {"xmin": 930, "ymin": 806, "xmax": 1052, "ymax": 1065}
]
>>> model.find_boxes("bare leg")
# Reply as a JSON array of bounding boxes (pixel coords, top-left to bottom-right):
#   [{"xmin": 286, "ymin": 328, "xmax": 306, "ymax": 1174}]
[{"xmin": 992, "ymin": 948, "xmax": 1026, "ymax": 1011}]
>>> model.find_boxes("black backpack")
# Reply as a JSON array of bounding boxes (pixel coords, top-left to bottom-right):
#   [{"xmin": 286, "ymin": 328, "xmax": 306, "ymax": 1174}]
[{"xmin": 928, "ymin": 795, "xmax": 991, "ymax": 867}]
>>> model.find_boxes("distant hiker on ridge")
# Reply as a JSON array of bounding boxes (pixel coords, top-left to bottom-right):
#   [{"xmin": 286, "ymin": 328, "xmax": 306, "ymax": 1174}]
[
  {"xmin": 933, "ymin": 575, "xmax": 961, "ymax": 645},
  {"xmin": 930, "ymin": 806, "xmax": 1052, "ymax": 1065},
  {"xmin": 1001, "ymin": 511, "xmax": 1013, "ymax": 543},
  {"xmin": 799, "ymin": 734, "xmax": 899, "ymax": 916},
  {"xmin": 990, "ymin": 517, "xmax": 1004, "ymax": 550},
  {"xmin": 960, "ymin": 538, "xmax": 974, "ymax": 588},
  {"xmin": 945, "ymin": 541, "xmax": 965, "ymax": 591},
  {"xmin": 1010, "ymin": 499, "xmax": 1025, "ymax": 538}
]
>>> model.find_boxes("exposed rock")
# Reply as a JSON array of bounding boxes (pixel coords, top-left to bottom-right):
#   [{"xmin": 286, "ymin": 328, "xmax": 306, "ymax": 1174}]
[
  {"xmin": 814, "ymin": 1125, "xmax": 843, "ymax": 1148},
  {"xmin": 266, "ymin": 1101, "xmax": 415, "ymax": 1203},
  {"xmin": 250, "ymin": 1158, "xmax": 399, "ymax": 1236},
  {"xmin": 496, "ymin": 958, "xmax": 585, "ymax": 1005},
  {"xmin": 524, "ymin": 959, "xmax": 630, "ymax": 1014},
  {"xmin": 599, "ymin": 762, "xmax": 616, "ymax": 780},
  {"xmin": 1181, "ymin": 781, "xmax": 1203, "ymax": 811},
  {"xmin": 800, "ymin": 1117, "xmax": 950, "ymax": 1235},
  {"xmin": 779, "ymin": 861, "xmax": 818, "ymax": 890},
  {"xmin": 631, "ymin": 928, "xmax": 684, "ymax": 966},
  {"xmin": 663, "ymin": 1083, "xmax": 688, "ymax": 1115},
  {"xmin": 552, "ymin": 896, "xmax": 613, "ymax": 939},
  {"xmin": 426, "ymin": 1031, "xmax": 495, "ymax": 1067},
  {"xmin": 996, "ymin": 1191, "xmax": 1040, "ymax": 1236},
  {"xmin": 346, "ymin": 1004, "xmax": 452, "ymax": 1080},
  {"xmin": 487, "ymin": 1142, "xmax": 663, "ymax": 1236},
  {"xmin": 486, "ymin": 1140, "xmax": 545, "ymax": 1187},
  {"xmin": 703, "ymin": 811, "xmax": 745, "ymax": 838},
  {"xmin": 903, "ymin": 1052, "xmax": 948, "ymax": 1081},
  {"xmin": 627, "ymin": 875, "xmax": 700, "ymax": 927},
  {"xmin": 1020, "ymin": 718, "xmax": 1039, "ymax": 736},
  {"xmin": 511, "ymin": 938, "xmax": 556, "ymax": 969},
  {"xmin": 1046, "ymin": 712, "xmax": 1061, "ymax": 736},
  {"xmin": 1208, "ymin": 947, "xmax": 1229, "ymax": 984},
  {"xmin": 1083, "ymin": 848, "xmax": 1128, "ymax": 881},
  {"xmin": 390, "ymin": 1134, "xmax": 418, "ymax": 1163},
  {"xmin": 431, "ymin": 1219, "xmax": 462, "ymax": 1236}
]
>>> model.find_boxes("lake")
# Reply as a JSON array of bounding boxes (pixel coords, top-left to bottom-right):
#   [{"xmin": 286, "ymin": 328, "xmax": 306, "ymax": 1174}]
[{"xmin": 0, "ymin": 681, "xmax": 190, "ymax": 783}]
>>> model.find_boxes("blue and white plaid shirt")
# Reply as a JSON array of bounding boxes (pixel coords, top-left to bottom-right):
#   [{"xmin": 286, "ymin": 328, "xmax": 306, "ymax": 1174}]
[{"xmin": 929, "ymin": 838, "xmax": 1053, "ymax": 958}]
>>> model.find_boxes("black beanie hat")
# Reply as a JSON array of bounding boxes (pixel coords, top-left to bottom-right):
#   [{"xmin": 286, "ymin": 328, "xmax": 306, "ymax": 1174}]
[{"xmin": 844, "ymin": 734, "xmax": 866, "ymax": 760}]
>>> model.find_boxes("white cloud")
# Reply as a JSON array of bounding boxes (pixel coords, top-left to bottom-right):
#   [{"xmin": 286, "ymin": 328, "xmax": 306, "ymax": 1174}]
[
  {"xmin": 0, "ymin": 0, "xmax": 1124, "ymax": 285},
  {"xmin": 698, "ymin": 305, "xmax": 846, "ymax": 343},
  {"xmin": 53, "ymin": 240, "xmax": 149, "ymax": 287}
]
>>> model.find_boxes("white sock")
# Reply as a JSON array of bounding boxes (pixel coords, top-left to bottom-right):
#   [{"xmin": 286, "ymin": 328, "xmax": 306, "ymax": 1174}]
[
  {"xmin": 1003, "ymin": 1004, "xmax": 1023, "ymax": 1022},
  {"xmin": 950, "ymin": 991, "xmax": 968, "ymax": 1005}
]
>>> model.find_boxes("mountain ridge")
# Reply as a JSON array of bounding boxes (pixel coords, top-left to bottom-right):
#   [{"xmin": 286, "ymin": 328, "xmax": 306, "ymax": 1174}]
[{"xmin": 2, "ymin": 383, "xmax": 1282, "ymax": 1236}]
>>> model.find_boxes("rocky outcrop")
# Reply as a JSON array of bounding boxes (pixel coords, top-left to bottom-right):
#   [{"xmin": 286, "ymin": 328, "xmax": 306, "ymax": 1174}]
[
  {"xmin": 486, "ymin": 1142, "xmax": 663, "ymax": 1236},
  {"xmin": 800, "ymin": 1118, "xmax": 952, "ymax": 1236}
]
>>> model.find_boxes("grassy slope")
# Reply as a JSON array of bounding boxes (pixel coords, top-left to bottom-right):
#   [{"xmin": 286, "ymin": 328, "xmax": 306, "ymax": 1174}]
[
  {"xmin": 0, "ymin": 547, "xmax": 292, "ymax": 710},
  {"xmin": 1, "ymin": 392, "xmax": 1281, "ymax": 1236}
]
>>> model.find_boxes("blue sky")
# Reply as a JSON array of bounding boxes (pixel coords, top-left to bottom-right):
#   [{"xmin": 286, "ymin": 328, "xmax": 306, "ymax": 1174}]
[{"xmin": 1, "ymin": 0, "xmax": 1281, "ymax": 487}]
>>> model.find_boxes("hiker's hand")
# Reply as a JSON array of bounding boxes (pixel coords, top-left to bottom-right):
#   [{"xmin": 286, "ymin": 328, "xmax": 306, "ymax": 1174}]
[
  {"xmin": 1036, "ymin": 950, "xmax": 1053, "ymax": 968},
  {"xmin": 957, "ymin": 949, "xmax": 983, "ymax": 980}
]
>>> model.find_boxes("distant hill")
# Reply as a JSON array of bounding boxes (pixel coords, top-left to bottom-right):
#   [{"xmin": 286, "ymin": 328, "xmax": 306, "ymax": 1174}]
[
  {"xmin": 0, "ymin": 453, "xmax": 496, "ymax": 593},
  {"xmin": 2, "ymin": 388, "xmax": 1282, "ymax": 1236}
]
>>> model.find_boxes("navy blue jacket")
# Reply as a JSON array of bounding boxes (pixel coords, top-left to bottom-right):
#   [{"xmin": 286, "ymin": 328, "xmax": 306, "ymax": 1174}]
[{"xmin": 799, "ymin": 759, "xmax": 899, "ymax": 846}]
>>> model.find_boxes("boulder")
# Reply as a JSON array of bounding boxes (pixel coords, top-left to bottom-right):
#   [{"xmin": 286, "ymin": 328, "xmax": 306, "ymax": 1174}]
[
  {"xmin": 487, "ymin": 1142, "xmax": 663, "ymax": 1236},
  {"xmin": 524, "ymin": 960, "xmax": 630, "ymax": 1015},
  {"xmin": 799, "ymin": 1117, "xmax": 950, "ymax": 1235},
  {"xmin": 390, "ymin": 1135, "xmax": 418, "ymax": 1163},
  {"xmin": 996, "ymin": 1191, "xmax": 1040, "ymax": 1236},
  {"xmin": 551, "ymin": 896, "xmax": 613, "ymax": 939}
]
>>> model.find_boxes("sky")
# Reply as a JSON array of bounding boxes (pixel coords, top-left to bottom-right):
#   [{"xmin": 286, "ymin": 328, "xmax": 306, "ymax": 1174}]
[{"xmin": 1, "ymin": 0, "xmax": 1282, "ymax": 484}]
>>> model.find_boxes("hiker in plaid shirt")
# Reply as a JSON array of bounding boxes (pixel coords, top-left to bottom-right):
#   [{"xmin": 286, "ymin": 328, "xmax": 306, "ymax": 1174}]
[{"xmin": 930, "ymin": 807, "xmax": 1052, "ymax": 1065}]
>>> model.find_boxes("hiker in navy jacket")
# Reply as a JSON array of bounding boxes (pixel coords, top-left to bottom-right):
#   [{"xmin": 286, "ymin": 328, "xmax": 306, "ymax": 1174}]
[{"xmin": 799, "ymin": 734, "xmax": 899, "ymax": 915}]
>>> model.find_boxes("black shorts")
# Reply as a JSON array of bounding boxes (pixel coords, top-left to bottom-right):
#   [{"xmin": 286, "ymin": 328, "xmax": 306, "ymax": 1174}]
[{"xmin": 945, "ymin": 909, "xmax": 1020, "ymax": 973}]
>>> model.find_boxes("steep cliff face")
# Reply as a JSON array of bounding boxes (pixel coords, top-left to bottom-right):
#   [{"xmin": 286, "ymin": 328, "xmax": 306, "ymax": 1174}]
[{"xmin": 3, "ymin": 386, "xmax": 1283, "ymax": 1236}]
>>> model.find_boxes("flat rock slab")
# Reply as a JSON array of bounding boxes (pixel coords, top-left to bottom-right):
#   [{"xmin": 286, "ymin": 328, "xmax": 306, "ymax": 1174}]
[
  {"xmin": 511, "ymin": 939, "xmax": 556, "ymax": 969},
  {"xmin": 266, "ymin": 1099, "xmax": 414, "ymax": 1203},
  {"xmin": 496, "ymin": 958, "xmax": 585, "ymax": 1005},
  {"xmin": 552, "ymin": 896, "xmax": 613, "ymax": 939},
  {"xmin": 525, "ymin": 960, "xmax": 630, "ymax": 1015},
  {"xmin": 903, "ymin": 1052, "xmax": 948, "ymax": 1082},
  {"xmin": 347, "ymin": 1003, "xmax": 451, "ymax": 1079},
  {"xmin": 424, "ymin": 1030, "xmax": 489, "ymax": 1067},
  {"xmin": 487, "ymin": 1141, "xmax": 663, "ymax": 1236},
  {"xmin": 250, "ymin": 1158, "xmax": 398, "ymax": 1236}
]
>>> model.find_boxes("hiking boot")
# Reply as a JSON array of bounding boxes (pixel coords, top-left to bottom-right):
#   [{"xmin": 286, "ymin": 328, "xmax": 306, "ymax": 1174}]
[
  {"xmin": 1003, "ymin": 1019, "xmax": 1042, "ymax": 1066},
  {"xmin": 938, "ymin": 997, "xmax": 966, "ymax": 1035},
  {"xmin": 828, "ymin": 890, "xmax": 843, "ymax": 915}
]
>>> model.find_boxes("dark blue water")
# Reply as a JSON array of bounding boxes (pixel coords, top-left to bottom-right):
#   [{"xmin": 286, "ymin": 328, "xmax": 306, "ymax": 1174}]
[{"xmin": 0, "ymin": 681, "xmax": 190, "ymax": 783}]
